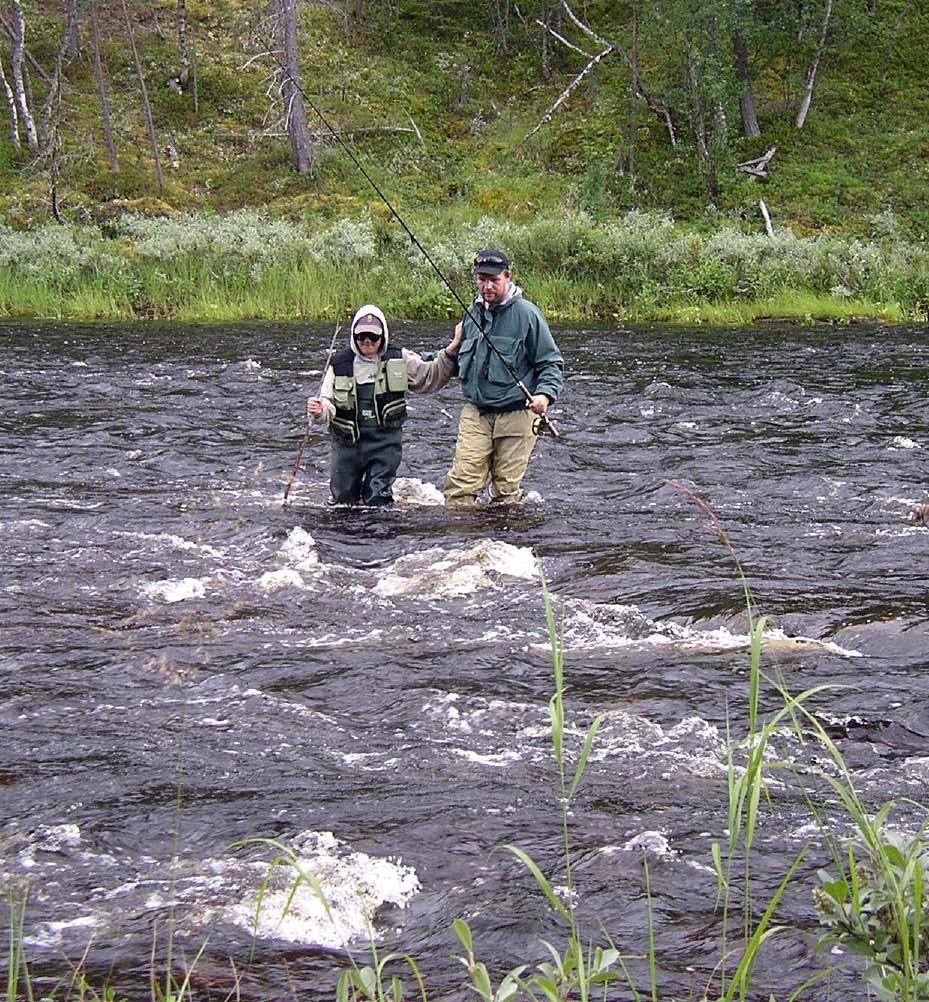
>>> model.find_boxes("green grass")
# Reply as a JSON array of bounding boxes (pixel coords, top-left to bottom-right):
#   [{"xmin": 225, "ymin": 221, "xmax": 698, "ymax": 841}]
[{"xmin": 1, "ymin": 209, "xmax": 926, "ymax": 323}]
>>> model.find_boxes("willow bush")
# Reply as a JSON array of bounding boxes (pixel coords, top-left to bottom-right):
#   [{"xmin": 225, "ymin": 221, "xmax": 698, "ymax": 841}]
[{"xmin": 0, "ymin": 210, "xmax": 926, "ymax": 322}]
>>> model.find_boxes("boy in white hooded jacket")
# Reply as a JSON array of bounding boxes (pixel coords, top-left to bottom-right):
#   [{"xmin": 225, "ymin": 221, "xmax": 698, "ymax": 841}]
[{"xmin": 308, "ymin": 304, "xmax": 462, "ymax": 505}]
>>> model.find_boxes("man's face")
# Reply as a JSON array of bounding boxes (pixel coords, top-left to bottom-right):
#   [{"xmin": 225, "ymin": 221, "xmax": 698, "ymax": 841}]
[
  {"xmin": 354, "ymin": 330, "xmax": 383, "ymax": 358},
  {"xmin": 475, "ymin": 269, "xmax": 510, "ymax": 305}
]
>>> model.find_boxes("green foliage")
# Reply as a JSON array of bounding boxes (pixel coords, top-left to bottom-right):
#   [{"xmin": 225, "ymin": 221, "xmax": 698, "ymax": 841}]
[
  {"xmin": 0, "ymin": 0, "xmax": 926, "ymax": 258},
  {"xmin": 815, "ymin": 826, "xmax": 929, "ymax": 1001},
  {"xmin": 1, "ymin": 208, "xmax": 926, "ymax": 321}
]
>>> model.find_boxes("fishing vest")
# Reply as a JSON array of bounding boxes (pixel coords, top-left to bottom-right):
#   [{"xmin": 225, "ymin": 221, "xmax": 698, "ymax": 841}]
[{"xmin": 330, "ymin": 344, "xmax": 409, "ymax": 443}]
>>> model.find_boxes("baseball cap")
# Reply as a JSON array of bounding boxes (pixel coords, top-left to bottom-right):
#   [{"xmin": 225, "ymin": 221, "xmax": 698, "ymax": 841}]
[{"xmin": 473, "ymin": 249, "xmax": 510, "ymax": 275}]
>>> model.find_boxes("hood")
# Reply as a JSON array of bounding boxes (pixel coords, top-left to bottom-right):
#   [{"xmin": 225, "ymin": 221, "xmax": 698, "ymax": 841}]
[{"xmin": 349, "ymin": 303, "xmax": 390, "ymax": 359}]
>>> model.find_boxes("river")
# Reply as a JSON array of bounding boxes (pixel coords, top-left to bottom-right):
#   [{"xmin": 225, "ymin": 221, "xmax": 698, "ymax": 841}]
[{"xmin": 1, "ymin": 320, "xmax": 928, "ymax": 1000}]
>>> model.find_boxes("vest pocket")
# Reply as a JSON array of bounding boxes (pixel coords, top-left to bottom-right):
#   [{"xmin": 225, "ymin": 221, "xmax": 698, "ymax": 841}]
[
  {"xmin": 384, "ymin": 358, "xmax": 409, "ymax": 392},
  {"xmin": 487, "ymin": 343, "xmax": 520, "ymax": 387},
  {"xmin": 333, "ymin": 375, "xmax": 355, "ymax": 410},
  {"xmin": 380, "ymin": 397, "xmax": 407, "ymax": 429}
]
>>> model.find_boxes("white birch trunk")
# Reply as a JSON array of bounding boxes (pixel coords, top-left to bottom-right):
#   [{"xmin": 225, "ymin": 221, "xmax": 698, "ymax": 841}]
[
  {"xmin": 0, "ymin": 51, "xmax": 20, "ymax": 146},
  {"xmin": 176, "ymin": 0, "xmax": 190, "ymax": 87},
  {"xmin": 9, "ymin": 1, "xmax": 37, "ymax": 149},
  {"xmin": 795, "ymin": 0, "xmax": 832, "ymax": 128}
]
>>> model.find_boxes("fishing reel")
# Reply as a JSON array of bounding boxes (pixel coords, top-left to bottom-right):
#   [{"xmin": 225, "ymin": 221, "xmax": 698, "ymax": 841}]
[{"xmin": 532, "ymin": 413, "xmax": 560, "ymax": 437}]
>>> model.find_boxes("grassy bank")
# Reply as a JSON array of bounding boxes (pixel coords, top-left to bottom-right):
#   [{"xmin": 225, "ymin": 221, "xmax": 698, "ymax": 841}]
[{"xmin": 1, "ymin": 209, "xmax": 926, "ymax": 325}]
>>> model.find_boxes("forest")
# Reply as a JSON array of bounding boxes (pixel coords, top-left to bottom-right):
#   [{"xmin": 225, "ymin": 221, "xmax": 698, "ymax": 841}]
[{"xmin": 0, "ymin": 0, "xmax": 927, "ymax": 322}]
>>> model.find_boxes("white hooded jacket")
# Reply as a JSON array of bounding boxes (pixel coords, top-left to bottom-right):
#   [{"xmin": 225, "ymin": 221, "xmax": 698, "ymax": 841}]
[{"xmin": 313, "ymin": 304, "xmax": 457, "ymax": 425}]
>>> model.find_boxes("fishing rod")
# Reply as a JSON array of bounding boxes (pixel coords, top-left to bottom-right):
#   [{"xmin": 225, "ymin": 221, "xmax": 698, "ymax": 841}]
[
  {"xmin": 282, "ymin": 321, "xmax": 341, "ymax": 504},
  {"xmin": 266, "ymin": 37, "xmax": 560, "ymax": 437}
]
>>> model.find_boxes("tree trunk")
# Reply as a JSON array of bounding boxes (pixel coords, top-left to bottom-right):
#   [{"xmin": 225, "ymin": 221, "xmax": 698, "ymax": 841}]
[
  {"xmin": 616, "ymin": 8, "xmax": 636, "ymax": 176},
  {"xmin": 176, "ymin": 0, "xmax": 190, "ymax": 87},
  {"xmin": 90, "ymin": 0, "xmax": 119, "ymax": 171},
  {"xmin": 40, "ymin": 18, "xmax": 81, "ymax": 146},
  {"xmin": 189, "ymin": 29, "xmax": 198, "ymax": 115},
  {"xmin": 274, "ymin": 0, "xmax": 312, "ymax": 174},
  {"xmin": 47, "ymin": 52, "xmax": 64, "ymax": 222},
  {"xmin": 795, "ymin": 0, "xmax": 832, "ymax": 128},
  {"xmin": 686, "ymin": 45, "xmax": 720, "ymax": 197},
  {"xmin": 488, "ymin": 0, "xmax": 509, "ymax": 50},
  {"xmin": 539, "ymin": 0, "xmax": 551, "ymax": 79},
  {"xmin": 65, "ymin": 0, "xmax": 79, "ymax": 60},
  {"xmin": 0, "ymin": 50, "xmax": 20, "ymax": 146},
  {"xmin": 9, "ymin": 1, "xmax": 37, "ymax": 149},
  {"xmin": 733, "ymin": 29, "xmax": 760, "ymax": 137},
  {"xmin": 121, "ymin": 0, "xmax": 164, "ymax": 193}
]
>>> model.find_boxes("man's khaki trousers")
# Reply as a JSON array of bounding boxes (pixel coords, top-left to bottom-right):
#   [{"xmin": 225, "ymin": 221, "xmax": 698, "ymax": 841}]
[{"xmin": 442, "ymin": 403, "xmax": 537, "ymax": 505}]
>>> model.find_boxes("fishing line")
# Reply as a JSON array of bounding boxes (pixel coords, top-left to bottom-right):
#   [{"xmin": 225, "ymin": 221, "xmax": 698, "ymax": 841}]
[
  {"xmin": 282, "ymin": 321, "xmax": 341, "ymax": 504},
  {"xmin": 264, "ymin": 30, "xmax": 560, "ymax": 436}
]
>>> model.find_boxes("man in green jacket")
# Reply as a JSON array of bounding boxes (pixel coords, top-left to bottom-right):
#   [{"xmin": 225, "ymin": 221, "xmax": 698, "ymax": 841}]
[{"xmin": 442, "ymin": 249, "xmax": 564, "ymax": 505}]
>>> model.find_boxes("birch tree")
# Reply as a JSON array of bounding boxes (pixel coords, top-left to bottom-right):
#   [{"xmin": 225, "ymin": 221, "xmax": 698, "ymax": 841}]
[
  {"xmin": 176, "ymin": 0, "xmax": 190, "ymax": 88},
  {"xmin": 0, "ymin": 48, "xmax": 19, "ymax": 145},
  {"xmin": 8, "ymin": 1, "xmax": 37, "ymax": 149},
  {"xmin": 795, "ymin": 0, "xmax": 833, "ymax": 127}
]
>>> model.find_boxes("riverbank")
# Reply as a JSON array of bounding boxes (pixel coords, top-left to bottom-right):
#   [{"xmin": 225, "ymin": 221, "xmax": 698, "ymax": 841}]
[{"xmin": 0, "ymin": 209, "xmax": 924, "ymax": 325}]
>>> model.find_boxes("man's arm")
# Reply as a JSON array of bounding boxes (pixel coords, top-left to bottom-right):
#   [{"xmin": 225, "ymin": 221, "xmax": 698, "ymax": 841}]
[
  {"xmin": 526, "ymin": 308, "xmax": 564, "ymax": 404},
  {"xmin": 404, "ymin": 323, "xmax": 463, "ymax": 393},
  {"xmin": 307, "ymin": 366, "xmax": 336, "ymax": 423}
]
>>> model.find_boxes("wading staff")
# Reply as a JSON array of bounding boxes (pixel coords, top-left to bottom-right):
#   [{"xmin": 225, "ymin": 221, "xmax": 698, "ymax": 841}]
[
  {"xmin": 262, "ymin": 40, "xmax": 560, "ymax": 437},
  {"xmin": 282, "ymin": 322, "xmax": 341, "ymax": 505}
]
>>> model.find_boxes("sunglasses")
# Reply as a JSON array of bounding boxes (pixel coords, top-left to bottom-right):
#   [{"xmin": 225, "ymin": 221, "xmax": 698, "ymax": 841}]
[{"xmin": 355, "ymin": 331, "xmax": 383, "ymax": 344}]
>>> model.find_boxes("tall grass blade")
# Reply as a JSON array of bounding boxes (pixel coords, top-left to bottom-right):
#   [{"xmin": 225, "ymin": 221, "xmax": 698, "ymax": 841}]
[{"xmin": 500, "ymin": 845, "xmax": 572, "ymax": 923}]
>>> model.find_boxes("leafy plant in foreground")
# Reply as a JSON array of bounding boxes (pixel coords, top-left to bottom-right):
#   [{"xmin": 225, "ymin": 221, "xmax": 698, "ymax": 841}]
[{"xmin": 815, "ymin": 822, "xmax": 929, "ymax": 1001}]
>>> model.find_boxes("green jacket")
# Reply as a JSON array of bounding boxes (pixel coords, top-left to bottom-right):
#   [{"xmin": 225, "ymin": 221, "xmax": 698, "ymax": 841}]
[{"xmin": 457, "ymin": 285, "xmax": 563, "ymax": 412}]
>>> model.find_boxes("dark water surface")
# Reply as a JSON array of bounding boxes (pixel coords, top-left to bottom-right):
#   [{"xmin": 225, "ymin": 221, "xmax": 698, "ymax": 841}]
[{"xmin": 1, "ymin": 320, "xmax": 928, "ymax": 1000}]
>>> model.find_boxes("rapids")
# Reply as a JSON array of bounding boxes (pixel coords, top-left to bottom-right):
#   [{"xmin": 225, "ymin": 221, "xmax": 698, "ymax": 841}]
[{"xmin": 1, "ymin": 320, "xmax": 928, "ymax": 999}]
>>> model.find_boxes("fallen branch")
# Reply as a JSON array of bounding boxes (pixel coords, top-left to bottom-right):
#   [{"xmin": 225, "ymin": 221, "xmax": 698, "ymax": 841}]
[
  {"xmin": 531, "ymin": 0, "xmax": 676, "ymax": 147},
  {"xmin": 759, "ymin": 198, "xmax": 774, "ymax": 237},
  {"xmin": 736, "ymin": 145, "xmax": 777, "ymax": 178},
  {"xmin": 523, "ymin": 44, "xmax": 613, "ymax": 142}
]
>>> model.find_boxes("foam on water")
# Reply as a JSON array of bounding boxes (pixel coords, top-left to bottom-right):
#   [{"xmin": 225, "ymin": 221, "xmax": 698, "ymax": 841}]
[
  {"xmin": 257, "ymin": 568, "xmax": 306, "ymax": 592},
  {"xmin": 555, "ymin": 598, "xmax": 862, "ymax": 657},
  {"xmin": 392, "ymin": 477, "xmax": 445, "ymax": 506},
  {"xmin": 5, "ymin": 822, "xmax": 416, "ymax": 953},
  {"xmin": 904, "ymin": 757, "xmax": 929, "ymax": 784},
  {"xmin": 374, "ymin": 539, "xmax": 537, "ymax": 598},
  {"xmin": 279, "ymin": 526, "xmax": 319, "ymax": 567},
  {"xmin": 23, "ymin": 916, "xmax": 99, "ymax": 948},
  {"xmin": 416, "ymin": 692, "xmax": 730, "ymax": 785},
  {"xmin": 590, "ymin": 711, "xmax": 727, "ymax": 780},
  {"xmin": 219, "ymin": 831, "xmax": 420, "ymax": 948},
  {"xmin": 622, "ymin": 830, "xmax": 676, "ymax": 858},
  {"xmin": 117, "ymin": 530, "xmax": 226, "ymax": 559},
  {"xmin": 143, "ymin": 577, "xmax": 208, "ymax": 603}
]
